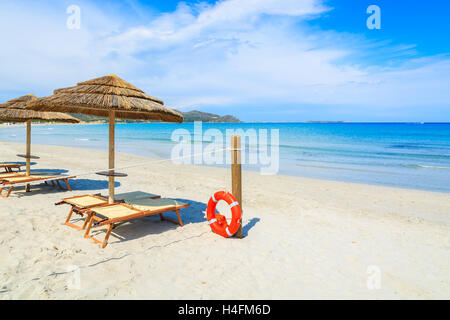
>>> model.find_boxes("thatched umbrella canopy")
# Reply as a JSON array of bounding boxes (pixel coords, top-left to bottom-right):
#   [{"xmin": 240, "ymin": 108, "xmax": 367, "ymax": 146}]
[
  {"xmin": 0, "ymin": 94, "xmax": 80, "ymax": 180},
  {"xmin": 27, "ymin": 75, "xmax": 183, "ymax": 203},
  {"xmin": 29, "ymin": 75, "xmax": 182, "ymax": 122},
  {"xmin": 0, "ymin": 94, "xmax": 80, "ymax": 123}
]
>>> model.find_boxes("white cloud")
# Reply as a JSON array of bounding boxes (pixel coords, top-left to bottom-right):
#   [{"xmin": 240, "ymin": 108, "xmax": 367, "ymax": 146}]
[{"xmin": 0, "ymin": 0, "xmax": 448, "ymax": 120}]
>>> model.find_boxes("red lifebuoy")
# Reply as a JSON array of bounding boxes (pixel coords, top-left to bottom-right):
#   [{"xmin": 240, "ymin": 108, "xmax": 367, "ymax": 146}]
[{"xmin": 206, "ymin": 191, "xmax": 241, "ymax": 238}]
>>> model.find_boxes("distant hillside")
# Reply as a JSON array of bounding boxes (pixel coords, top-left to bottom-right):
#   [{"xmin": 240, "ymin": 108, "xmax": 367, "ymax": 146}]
[
  {"xmin": 70, "ymin": 110, "xmax": 241, "ymax": 123},
  {"xmin": 178, "ymin": 110, "xmax": 241, "ymax": 123}
]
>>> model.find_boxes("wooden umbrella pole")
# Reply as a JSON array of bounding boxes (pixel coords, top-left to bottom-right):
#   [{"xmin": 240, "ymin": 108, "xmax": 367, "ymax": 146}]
[
  {"xmin": 231, "ymin": 135, "xmax": 243, "ymax": 238},
  {"xmin": 26, "ymin": 120, "xmax": 31, "ymax": 175},
  {"xmin": 108, "ymin": 110, "xmax": 115, "ymax": 204},
  {"xmin": 25, "ymin": 120, "xmax": 31, "ymax": 192}
]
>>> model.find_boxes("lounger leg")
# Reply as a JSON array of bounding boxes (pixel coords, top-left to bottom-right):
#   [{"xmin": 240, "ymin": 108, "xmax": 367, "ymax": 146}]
[
  {"xmin": 65, "ymin": 207, "xmax": 74, "ymax": 224},
  {"xmin": 6, "ymin": 186, "xmax": 13, "ymax": 197},
  {"xmin": 80, "ymin": 212, "xmax": 91, "ymax": 230},
  {"xmin": 175, "ymin": 209, "xmax": 184, "ymax": 227},
  {"xmin": 159, "ymin": 210, "xmax": 183, "ymax": 226},
  {"xmin": 56, "ymin": 180, "xmax": 63, "ymax": 190},
  {"xmin": 64, "ymin": 179, "xmax": 72, "ymax": 191},
  {"xmin": 25, "ymin": 184, "xmax": 30, "ymax": 192},
  {"xmin": 84, "ymin": 215, "xmax": 110, "ymax": 247},
  {"xmin": 64, "ymin": 207, "xmax": 87, "ymax": 230},
  {"xmin": 84, "ymin": 215, "xmax": 95, "ymax": 239},
  {"xmin": 102, "ymin": 224, "xmax": 114, "ymax": 248},
  {"xmin": 0, "ymin": 186, "xmax": 13, "ymax": 198}
]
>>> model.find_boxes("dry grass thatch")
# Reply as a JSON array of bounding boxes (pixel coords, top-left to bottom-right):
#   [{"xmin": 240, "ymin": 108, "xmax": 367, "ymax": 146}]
[
  {"xmin": 0, "ymin": 94, "xmax": 80, "ymax": 123},
  {"xmin": 27, "ymin": 75, "xmax": 183, "ymax": 122}
]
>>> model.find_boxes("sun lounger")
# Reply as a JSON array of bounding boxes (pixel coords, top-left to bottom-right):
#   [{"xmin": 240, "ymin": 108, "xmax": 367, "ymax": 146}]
[
  {"xmin": 0, "ymin": 172, "xmax": 25, "ymax": 181},
  {"xmin": 0, "ymin": 175, "xmax": 75, "ymax": 198},
  {"xmin": 0, "ymin": 163, "xmax": 24, "ymax": 173},
  {"xmin": 83, "ymin": 198, "xmax": 189, "ymax": 248},
  {"xmin": 57, "ymin": 194, "xmax": 111, "ymax": 230},
  {"xmin": 0, "ymin": 170, "xmax": 69, "ymax": 181},
  {"xmin": 0, "ymin": 171, "xmax": 69, "ymax": 181},
  {"xmin": 56, "ymin": 191, "xmax": 161, "ymax": 230}
]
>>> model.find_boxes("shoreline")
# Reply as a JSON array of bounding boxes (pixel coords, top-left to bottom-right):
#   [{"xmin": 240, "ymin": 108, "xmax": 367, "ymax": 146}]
[{"xmin": 1, "ymin": 138, "xmax": 449, "ymax": 195}]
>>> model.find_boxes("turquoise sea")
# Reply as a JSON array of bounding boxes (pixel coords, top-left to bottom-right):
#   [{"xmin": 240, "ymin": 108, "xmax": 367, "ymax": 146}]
[{"xmin": 1, "ymin": 122, "xmax": 450, "ymax": 193}]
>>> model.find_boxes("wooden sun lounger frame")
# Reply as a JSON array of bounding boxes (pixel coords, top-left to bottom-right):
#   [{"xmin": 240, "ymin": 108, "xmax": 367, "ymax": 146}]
[
  {"xmin": 83, "ymin": 201, "xmax": 189, "ymax": 248},
  {"xmin": 56, "ymin": 193, "xmax": 162, "ymax": 231},
  {"xmin": 0, "ymin": 175, "xmax": 74, "ymax": 198},
  {"xmin": 56, "ymin": 194, "xmax": 112, "ymax": 230},
  {"xmin": 0, "ymin": 172, "xmax": 25, "ymax": 181},
  {"xmin": 0, "ymin": 164, "xmax": 24, "ymax": 173}
]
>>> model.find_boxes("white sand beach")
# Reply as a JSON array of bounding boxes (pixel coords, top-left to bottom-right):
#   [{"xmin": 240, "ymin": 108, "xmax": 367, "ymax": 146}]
[{"xmin": 0, "ymin": 141, "xmax": 449, "ymax": 299}]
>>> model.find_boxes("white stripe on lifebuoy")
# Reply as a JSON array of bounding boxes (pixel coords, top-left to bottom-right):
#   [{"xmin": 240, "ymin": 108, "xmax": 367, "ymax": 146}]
[
  {"xmin": 212, "ymin": 194, "xmax": 218, "ymax": 203},
  {"xmin": 208, "ymin": 218, "xmax": 217, "ymax": 225},
  {"xmin": 229, "ymin": 201, "xmax": 239, "ymax": 208},
  {"xmin": 225, "ymin": 227, "xmax": 233, "ymax": 237}
]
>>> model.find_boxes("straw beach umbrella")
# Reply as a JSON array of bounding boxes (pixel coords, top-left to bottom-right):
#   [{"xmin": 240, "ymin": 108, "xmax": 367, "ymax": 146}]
[
  {"xmin": 0, "ymin": 94, "xmax": 80, "ymax": 183},
  {"xmin": 27, "ymin": 75, "xmax": 183, "ymax": 203}
]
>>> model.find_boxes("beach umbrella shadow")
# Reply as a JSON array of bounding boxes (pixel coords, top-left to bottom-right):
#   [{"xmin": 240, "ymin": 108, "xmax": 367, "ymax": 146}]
[
  {"xmin": 11, "ymin": 179, "xmax": 121, "ymax": 198},
  {"xmin": 0, "ymin": 161, "xmax": 37, "ymax": 166},
  {"xmin": 29, "ymin": 168, "xmax": 69, "ymax": 174},
  {"xmin": 69, "ymin": 179, "xmax": 121, "ymax": 191}
]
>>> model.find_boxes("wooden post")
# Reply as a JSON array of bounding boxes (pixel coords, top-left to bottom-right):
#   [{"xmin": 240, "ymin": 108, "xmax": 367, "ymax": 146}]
[
  {"xmin": 108, "ymin": 110, "xmax": 115, "ymax": 204},
  {"xmin": 231, "ymin": 135, "xmax": 243, "ymax": 238},
  {"xmin": 25, "ymin": 120, "xmax": 31, "ymax": 192}
]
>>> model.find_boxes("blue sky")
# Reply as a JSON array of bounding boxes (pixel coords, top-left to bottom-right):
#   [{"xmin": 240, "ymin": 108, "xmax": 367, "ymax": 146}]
[{"xmin": 0, "ymin": 0, "xmax": 449, "ymax": 121}]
